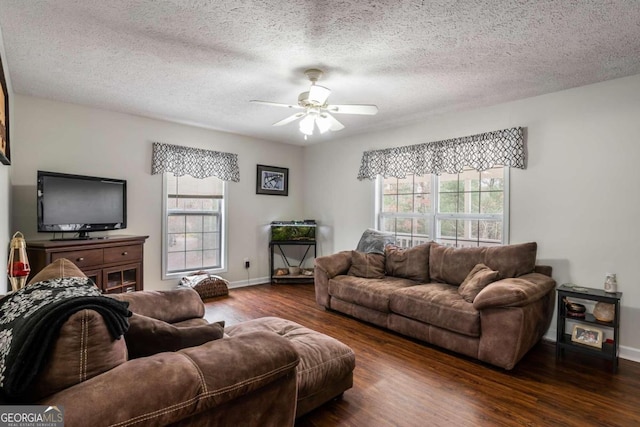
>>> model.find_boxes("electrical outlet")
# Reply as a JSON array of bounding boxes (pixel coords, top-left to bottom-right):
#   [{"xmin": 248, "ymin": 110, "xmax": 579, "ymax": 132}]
[{"xmin": 244, "ymin": 258, "xmax": 250, "ymax": 269}]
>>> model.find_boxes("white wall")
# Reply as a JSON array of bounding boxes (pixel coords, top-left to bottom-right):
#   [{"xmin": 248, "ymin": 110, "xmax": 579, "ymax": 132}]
[
  {"xmin": 303, "ymin": 73, "xmax": 640, "ymax": 361},
  {"xmin": 0, "ymin": 25, "xmax": 12, "ymax": 294},
  {"xmin": 11, "ymin": 95, "xmax": 305, "ymax": 289}
]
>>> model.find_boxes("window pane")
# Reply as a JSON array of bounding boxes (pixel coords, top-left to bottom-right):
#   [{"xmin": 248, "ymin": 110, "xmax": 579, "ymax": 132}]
[
  {"xmin": 439, "ymin": 193, "xmax": 463, "ymax": 213},
  {"xmin": 459, "ymin": 169, "xmax": 480, "ymax": 191},
  {"xmin": 480, "ymin": 168, "xmax": 504, "ymax": 191},
  {"xmin": 480, "ymin": 192, "xmax": 504, "ymax": 214},
  {"xmin": 186, "ymin": 216, "xmax": 203, "ymax": 232},
  {"xmin": 203, "ymin": 215, "xmax": 219, "ymax": 232},
  {"xmin": 186, "ymin": 233, "xmax": 203, "ymax": 250},
  {"xmin": 167, "ymin": 252, "xmax": 185, "ymax": 272},
  {"xmin": 414, "ymin": 176, "xmax": 431, "ymax": 194},
  {"xmin": 414, "ymin": 194, "xmax": 431, "ymax": 213},
  {"xmin": 383, "ymin": 178, "xmax": 398, "ymax": 195},
  {"xmin": 383, "ymin": 195, "xmax": 398, "ymax": 213},
  {"xmin": 397, "ymin": 195, "xmax": 413, "ymax": 213},
  {"xmin": 185, "ymin": 251, "xmax": 203, "ymax": 269},
  {"xmin": 168, "ymin": 216, "xmax": 184, "ymax": 233},
  {"xmin": 202, "ymin": 232, "xmax": 219, "ymax": 250},
  {"xmin": 397, "ymin": 177, "xmax": 412, "ymax": 194},
  {"xmin": 203, "ymin": 250, "xmax": 220, "ymax": 267},
  {"xmin": 168, "ymin": 233, "xmax": 185, "ymax": 252},
  {"xmin": 439, "ymin": 174, "xmax": 462, "ymax": 192},
  {"xmin": 380, "ymin": 217, "xmax": 396, "ymax": 234}
]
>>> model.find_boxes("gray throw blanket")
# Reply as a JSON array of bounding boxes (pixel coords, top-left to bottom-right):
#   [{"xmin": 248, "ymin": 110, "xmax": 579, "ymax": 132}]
[{"xmin": 0, "ymin": 277, "xmax": 131, "ymax": 399}]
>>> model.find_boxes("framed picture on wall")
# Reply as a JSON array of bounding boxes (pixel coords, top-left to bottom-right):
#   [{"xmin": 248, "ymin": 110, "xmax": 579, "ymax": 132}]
[
  {"xmin": 0, "ymin": 54, "xmax": 9, "ymax": 165},
  {"xmin": 256, "ymin": 164, "xmax": 288, "ymax": 196}
]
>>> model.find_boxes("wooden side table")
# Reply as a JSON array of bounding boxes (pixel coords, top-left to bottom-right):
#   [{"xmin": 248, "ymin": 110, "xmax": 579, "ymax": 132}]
[{"xmin": 556, "ymin": 284, "xmax": 622, "ymax": 372}]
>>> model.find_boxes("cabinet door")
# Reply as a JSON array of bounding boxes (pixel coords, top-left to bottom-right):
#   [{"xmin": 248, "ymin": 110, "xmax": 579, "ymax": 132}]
[
  {"xmin": 102, "ymin": 263, "xmax": 141, "ymax": 294},
  {"xmin": 83, "ymin": 269, "xmax": 103, "ymax": 291}
]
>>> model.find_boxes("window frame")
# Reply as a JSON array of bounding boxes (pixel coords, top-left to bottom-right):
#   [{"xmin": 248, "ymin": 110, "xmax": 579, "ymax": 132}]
[
  {"xmin": 161, "ymin": 173, "xmax": 228, "ymax": 280},
  {"xmin": 375, "ymin": 167, "xmax": 510, "ymax": 247}
]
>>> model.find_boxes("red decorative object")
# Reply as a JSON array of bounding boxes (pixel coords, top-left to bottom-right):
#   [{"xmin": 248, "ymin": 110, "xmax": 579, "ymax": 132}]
[{"xmin": 7, "ymin": 231, "xmax": 30, "ymax": 292}]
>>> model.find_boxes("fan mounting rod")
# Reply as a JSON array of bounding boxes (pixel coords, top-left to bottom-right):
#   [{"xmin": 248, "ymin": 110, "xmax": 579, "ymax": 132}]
[{"xmin": 304, "ymin": 68, "xmax": 324, "ymax": 83}]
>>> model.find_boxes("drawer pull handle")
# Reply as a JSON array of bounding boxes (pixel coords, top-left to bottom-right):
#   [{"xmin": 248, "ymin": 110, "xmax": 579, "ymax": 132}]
[
  {"xmin": 122, "ymin": 251, "xmax": 128, "ymax": 256},
  {"xmin": 77, "ymin": 257, "xmax": 84, "ymax": 262}
]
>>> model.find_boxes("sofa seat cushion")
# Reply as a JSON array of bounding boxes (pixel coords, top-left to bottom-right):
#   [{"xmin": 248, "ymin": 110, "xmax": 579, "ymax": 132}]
[
  {"xmin": 329, "ymin": 275, "xmax": 418, "ymax": 312},
  {"xmin": 389, "ymin": 283, "xmax": 481, "ymax": 337}
]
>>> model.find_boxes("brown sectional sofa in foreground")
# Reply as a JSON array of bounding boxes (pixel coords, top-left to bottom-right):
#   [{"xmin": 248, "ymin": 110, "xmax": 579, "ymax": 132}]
[
  {"xmin": 314, "ymin": 241, "xmax": 556, "ymax": 370},
  {"xmin": 1, "ymin": 258, "xmax": 355, "ymax": 426}
]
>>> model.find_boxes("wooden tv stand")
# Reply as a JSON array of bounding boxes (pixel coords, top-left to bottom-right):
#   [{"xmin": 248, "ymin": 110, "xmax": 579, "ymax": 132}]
[{"xmin": 27, "ymin": 235, "xmax": 149, "ymax": 294}]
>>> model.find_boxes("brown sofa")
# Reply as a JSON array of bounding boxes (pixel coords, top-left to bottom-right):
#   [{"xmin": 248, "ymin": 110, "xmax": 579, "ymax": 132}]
[
  {"xmin": 2, "ymin": 259, "xmax": 300, "ymax": 427},
  {"xmin": 314, "ymin": 241, "xmax": 556, "ymax": 370}
]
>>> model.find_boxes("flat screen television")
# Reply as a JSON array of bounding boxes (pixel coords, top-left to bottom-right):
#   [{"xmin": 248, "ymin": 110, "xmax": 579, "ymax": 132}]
[{"xmin": 37, "ymin": 170, "xmax": 127, "ymax": 239}]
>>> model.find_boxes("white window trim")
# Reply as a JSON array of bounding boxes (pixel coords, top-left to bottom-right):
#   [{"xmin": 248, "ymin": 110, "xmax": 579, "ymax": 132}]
[
  {"xmin": 161, "ymin": 173, "xmax": 228, "ymax": 280},
  {"xmin": 375, "ymin": 167, "xmax": 510, "ymax": 246}
]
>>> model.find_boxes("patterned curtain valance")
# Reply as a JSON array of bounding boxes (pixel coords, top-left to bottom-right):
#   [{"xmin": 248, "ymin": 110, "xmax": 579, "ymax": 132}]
[
  {"xmin": 151, "ymin": 142, "xmax": 240, "ymax": 182},
  {"xmin": 357, "ymin": 127, "xmax": 525, "ymax": 180}
]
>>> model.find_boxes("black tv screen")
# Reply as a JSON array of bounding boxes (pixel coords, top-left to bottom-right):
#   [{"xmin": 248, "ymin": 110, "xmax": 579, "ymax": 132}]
[{"xmin": 37, "ymin": 171, "xmax": 127, "ymax": 237}]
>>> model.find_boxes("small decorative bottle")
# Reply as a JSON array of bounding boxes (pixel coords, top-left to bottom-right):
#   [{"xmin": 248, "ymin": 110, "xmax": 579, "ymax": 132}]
[{"xmin": 604, "ymin": 273, "xmax": 617, "ymax": 294}]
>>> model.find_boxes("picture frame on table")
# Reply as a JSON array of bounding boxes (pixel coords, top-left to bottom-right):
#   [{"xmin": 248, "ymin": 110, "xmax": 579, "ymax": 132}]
[
  {"xmin": 0, "ymin": 54, "xmax": 10, "ymax": 166},
  {"xmin": 571, "ymin": 324, "xmax": 604, "ymax": 349},
  {"xmin": 256, "ymin": 164, "xmax": 288, "ymax": 196}
]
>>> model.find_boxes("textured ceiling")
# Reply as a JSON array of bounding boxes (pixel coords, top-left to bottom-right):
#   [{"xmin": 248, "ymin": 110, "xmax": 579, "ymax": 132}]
[{"xmin": 0, "ymin": 1, "xmax": 639, "ymax": 145}]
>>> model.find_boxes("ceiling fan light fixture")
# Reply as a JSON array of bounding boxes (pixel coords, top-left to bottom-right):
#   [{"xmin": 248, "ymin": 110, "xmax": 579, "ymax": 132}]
[
  {"xmin": 299, "ymin": 114, "xmax": 315, "ymax": 136},
  {"xmin": 316, "ymin": 115, "xmax": 331, "ymax": 134},
  {"xmin": 308, "ymin": 85, "xmax": 331, "ymax": 105}
]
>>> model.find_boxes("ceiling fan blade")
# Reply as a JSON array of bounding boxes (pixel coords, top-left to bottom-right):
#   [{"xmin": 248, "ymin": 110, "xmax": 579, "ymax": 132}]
[
  {"xmin": 322, "ymin": 113, "xmax": 345, "ymax": 131},
  {"xmin": 308, "ymin": 85, "xmax": 331, "ymax": 105},
  {"xmin": 326, "ymin": 104, "xmax": 378, "ymax": 115},
  {"xmin": 250, "ymin": 100, "xmax": 302, "ymax": 109},
  {"xmin": 272, "ymin": 112, "xmax": 306, "ymax": 127}
]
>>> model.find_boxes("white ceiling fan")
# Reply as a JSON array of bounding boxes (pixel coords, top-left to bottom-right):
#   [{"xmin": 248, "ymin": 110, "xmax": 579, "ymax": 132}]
[{"xmin": 250, "ymin": 69, "xmax": 378, "ymax": 138}]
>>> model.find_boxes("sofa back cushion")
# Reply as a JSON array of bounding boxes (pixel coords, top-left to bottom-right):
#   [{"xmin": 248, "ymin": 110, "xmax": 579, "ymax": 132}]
[
  {"xmin": 27, "ymin": 257, "xmax": 87, "ymax": 286},
  {"xmin": 125, "ymin": 314, "xmax": 225, "ymax": 358},
  {"xmin": 29, "ymin": 309, "xmax": 128, "ymax": 400},
  {"xmin": 348, "ymin": 251, "xmax": 386, "ymax": 279},
  {"xmin": 429, "ymin": 242, "xmax": 537, "ymax": 285},
  {"xmin": 484, "ymin": 242, "xmax": 537, "ymax": 279},
  {"xmin": 109, "ymin": 288, "xmax": 205, "ymax": 323},
  {"xmin": 384, "ymin": 243, "xmax": 431, "ymax": 282}
]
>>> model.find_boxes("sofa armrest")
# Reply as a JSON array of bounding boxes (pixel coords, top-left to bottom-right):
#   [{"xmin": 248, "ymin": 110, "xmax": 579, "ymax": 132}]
[
  {"xmin": 473, "ymin": 273, "xmax": 556, "ymax": 310},
  {"xmin": 314, "ymin": 251, "xmax": 353, "ymax": 278},
  {"xmin": 40, "ymin": 331, "xmax": 299, "ymax": 426},
  {"xmin": 109, "ymin": 288, "xmax": 205, "ymax": 323},
  {"xmin": 314, "ymin": 251, "xmax": 352, "ymax": 307}
]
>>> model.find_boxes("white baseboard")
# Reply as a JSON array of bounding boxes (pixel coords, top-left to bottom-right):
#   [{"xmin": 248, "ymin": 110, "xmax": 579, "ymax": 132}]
[
  {"xmin": 228, "ymin": 276, "xmax": 270, "ymax": 289},
  {"xmin": 545, "ymin": 328, "xmax": 640, "ymax": 363}
]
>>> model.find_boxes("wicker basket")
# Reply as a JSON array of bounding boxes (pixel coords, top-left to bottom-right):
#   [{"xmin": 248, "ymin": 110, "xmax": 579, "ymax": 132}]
[{"xmin": 182, "ymin": 272, "xmax": 229, "ymax": 300}]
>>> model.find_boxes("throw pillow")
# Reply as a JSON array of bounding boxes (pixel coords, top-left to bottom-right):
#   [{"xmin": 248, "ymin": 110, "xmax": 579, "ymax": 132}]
[
  {"xmin": 27, "ymin": 258, "xmax": 87, "ymax": 286},
  {"xmin": 347, "ymin": 251, "xmax": 385, "ymax": 279},
  {"xmin": 384, "ymin": 243, "xmax": 431, "ymax": 282},
  {"xmin": 458, "ymin": 263, "xmax": 500, "ymax": 303},
  {"xmin": 355, "ymin": 229, "xmax": 396, "ymax": 254},
  {"xmin": 125, "ymin": 314, "xmax": 225, "ymax": 359}
]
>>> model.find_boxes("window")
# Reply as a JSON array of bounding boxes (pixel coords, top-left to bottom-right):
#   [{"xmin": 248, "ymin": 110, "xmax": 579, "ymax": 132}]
[
  {"xmin": 162, "ymin": 173, "xmax": 227, "ymax": 278},
  {"xmin": 377, "ymin": 167, "xmax": 508, "ymax": 248}
]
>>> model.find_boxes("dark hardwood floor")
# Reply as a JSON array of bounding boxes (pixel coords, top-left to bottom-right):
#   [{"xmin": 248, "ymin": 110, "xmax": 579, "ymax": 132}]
[{"xmin": 203, "ymin": 283, "xmax": 640, "ymax": 427}]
